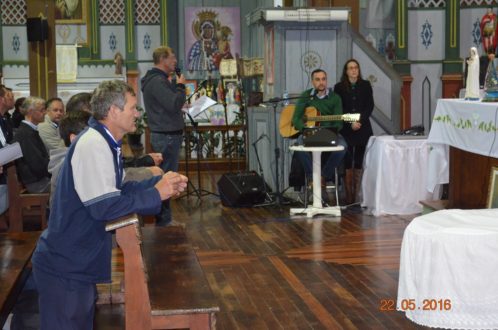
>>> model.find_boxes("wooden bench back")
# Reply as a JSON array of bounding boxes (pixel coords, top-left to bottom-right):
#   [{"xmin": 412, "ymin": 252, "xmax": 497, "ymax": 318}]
[
  {"xmin": 6, "ymin": 162, "xmax": 49, "ymax": 232},
  {"xmin": 108, "ymin": 216, "xmax": 152, "ymax": 329},
  {"xmin": 107, "ymin": 215, "xmax": 219, "ymax": 330}
]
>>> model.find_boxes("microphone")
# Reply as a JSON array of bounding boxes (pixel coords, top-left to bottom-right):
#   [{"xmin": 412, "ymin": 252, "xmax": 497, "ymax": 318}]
[
  {"xmin": 175, "ymin": 66, "xmax": 182, "ymax": 78},
  {"xmin": 198, "ymin": 80, "xmax": 208, "ymax": 88}
]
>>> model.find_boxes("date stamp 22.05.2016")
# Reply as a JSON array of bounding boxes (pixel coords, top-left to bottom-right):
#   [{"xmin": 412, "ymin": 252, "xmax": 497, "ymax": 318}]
[{"xmin": 379, "ymin": 299, "xmax": 452, "ymax": 312}]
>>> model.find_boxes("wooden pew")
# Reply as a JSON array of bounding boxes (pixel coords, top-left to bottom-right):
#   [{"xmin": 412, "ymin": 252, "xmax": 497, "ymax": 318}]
[
  {"xmin": 0, "ymin": 231, "xmax": 40, "ymax": 327},
  {"xmin": 106, "ymin": 216, "xmax": 219, "ymax": 329},
  {"xmin": 6, "ymin": 162, "xmax": 49, "ymax": 232}
]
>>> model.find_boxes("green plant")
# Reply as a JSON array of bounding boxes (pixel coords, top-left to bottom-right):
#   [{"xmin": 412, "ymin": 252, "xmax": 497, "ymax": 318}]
[
  {"xmin": 232, "ymin": 110, "xmax": 245, "ymax": 125},
  {"xmin": 134, "ymin": 106, "xmax": 147, "ymax": 135}
]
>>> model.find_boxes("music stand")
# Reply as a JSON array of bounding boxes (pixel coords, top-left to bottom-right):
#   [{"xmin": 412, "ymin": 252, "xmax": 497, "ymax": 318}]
[
  {"xmin": 179, "ymin": 85, "xmax": 204, "ymax": 200},
  {"xmin": 181, "ymin": 95, "xmax": 219, "ymax": 201}
]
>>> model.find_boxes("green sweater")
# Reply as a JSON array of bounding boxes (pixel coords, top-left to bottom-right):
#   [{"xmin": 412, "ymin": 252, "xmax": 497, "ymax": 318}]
[{"xmin": 291, "ymin": 88, "xmax": 343, "ymax": 132}]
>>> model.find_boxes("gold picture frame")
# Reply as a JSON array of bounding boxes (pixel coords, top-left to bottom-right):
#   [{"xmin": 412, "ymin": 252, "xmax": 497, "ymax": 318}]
[
  {"xmin": 486, "ymin": 166, "xmax": 498, "ymax": 208},
  {"xmin": 55, "ymin": 0, "xmax": 88, "ymax": 24}
]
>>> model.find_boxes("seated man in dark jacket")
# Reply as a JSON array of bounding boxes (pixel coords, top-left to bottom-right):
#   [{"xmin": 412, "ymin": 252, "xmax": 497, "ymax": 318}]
[{"xmin": 13, "ymin": 96, "xmax": 51, "ymax": 193}]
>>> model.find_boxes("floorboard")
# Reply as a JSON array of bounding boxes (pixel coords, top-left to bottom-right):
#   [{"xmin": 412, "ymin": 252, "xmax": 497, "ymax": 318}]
[
  {"xmin": 4, "ymin": 172, "xmax": 428, "ymax": 329},
  {"xmin": 118, "ymin": 172, "xmax": 427, "ymax": 329}
]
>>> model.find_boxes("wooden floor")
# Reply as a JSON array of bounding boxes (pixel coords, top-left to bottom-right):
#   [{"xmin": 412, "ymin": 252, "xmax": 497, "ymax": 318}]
[{"xmin": 101, "ymin": 172, "xmax": 427, "ymax": 330}]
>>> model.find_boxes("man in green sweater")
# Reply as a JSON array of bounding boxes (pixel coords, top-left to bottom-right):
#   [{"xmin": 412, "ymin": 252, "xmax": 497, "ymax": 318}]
[{"xmin": 291, "ymin": 69, "xmax": 347, "ymax": 199}]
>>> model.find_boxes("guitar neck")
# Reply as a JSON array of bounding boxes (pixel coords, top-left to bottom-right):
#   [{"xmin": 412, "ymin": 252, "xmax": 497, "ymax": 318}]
[{"xmin": 307, "ymin": 115, "xmax": 343, "ymax": 122}]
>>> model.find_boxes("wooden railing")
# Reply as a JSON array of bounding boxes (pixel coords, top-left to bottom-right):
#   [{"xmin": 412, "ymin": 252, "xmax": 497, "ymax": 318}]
[{"xmin": 145, "ymin": 125, "xmax": 247, "ymax": 172}]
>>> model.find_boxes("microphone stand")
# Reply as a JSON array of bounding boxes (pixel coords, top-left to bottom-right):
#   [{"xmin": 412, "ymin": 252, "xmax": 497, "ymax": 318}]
[
  {"xmin": 181, "ymin": 115, "xmax": 201, "ymax": 200},
  {"xmin": 178, "ymin": 84, "xmax": 202, "ymax": 200},
  {"xmin": 258, "ymin": 95, "xmax": 306, "ymax": 208},
  {"xmin": 180, "ymin": 82, "xmax": 219, "ymax": 201},
  {"xmin": 252, "ymin": 134, "xmax": 274, "ymax": 206}
]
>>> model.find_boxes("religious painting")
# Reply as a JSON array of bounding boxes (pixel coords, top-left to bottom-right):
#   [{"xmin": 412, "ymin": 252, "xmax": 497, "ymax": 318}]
[
  {"xmin": 486, "ymin": 166, "xmax": 498, "ymax": 208},
  {"xmin": 223, "ymin": 78, "xmax": 238, "ymax": 91},
  {"xmin": 184, "ymin": 80, "xmax": 198, "ymax": 100},
  {"xmin": 222, "ymin": 79, "xmax": 238, "ymax": 104},
  {"xmin": 56, "ymin": 0, "xmax": 88, "ymax": 24},
  {"xmin": 184, "ymin": 7, "xmax": 241, "ymax": 72}
]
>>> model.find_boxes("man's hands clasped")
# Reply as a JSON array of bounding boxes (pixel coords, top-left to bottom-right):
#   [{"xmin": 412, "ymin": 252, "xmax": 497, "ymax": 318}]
[{"xmin": 154, "ymin": 171, "xmax": 188, "ymax": 200}]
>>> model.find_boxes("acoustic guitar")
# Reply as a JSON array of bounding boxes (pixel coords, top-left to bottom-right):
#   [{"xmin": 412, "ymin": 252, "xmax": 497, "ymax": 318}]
[{"xmin": 279, "ymin": 105, "xmax": 361, "ymax": 138}]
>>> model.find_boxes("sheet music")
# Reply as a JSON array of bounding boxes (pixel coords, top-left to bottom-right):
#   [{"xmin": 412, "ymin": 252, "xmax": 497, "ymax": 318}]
[
  {"xmin": 185, "ymin": 96, "xmax": 217, "ymax": 118},
  {"xmin": 0, "ymin": 142, "xmax": 23, "ymax": 166}
]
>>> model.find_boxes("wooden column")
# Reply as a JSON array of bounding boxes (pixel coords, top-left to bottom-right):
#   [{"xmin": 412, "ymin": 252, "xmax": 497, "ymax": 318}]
[
  {"xmin": 400, "ymin": 75, "xmax": 413, "ymax": 130},
  {"xmin": 126, "ymin": 70, "xmax": 140, "ymax": 95},
  {"xmin": 441, "ymin": 1, "xmax": 462, "ymax": 101},
  {"xmin": 125, "ymin": 0, "xmax": 137, "ymax": 71},
  {"xmin": 26, "ymin": 0, "xmax": 57, "ymax": 99},
  {"xmin": 393, "ymin": 1, "xmax": 411, "ymax": 131},
  {"xmin": 441, "ymin": 73, "xmax": 463, "ymax": 99},
  {"xmin": 443, "ymin": 0, "xmax": 461, "ymax": 74}
]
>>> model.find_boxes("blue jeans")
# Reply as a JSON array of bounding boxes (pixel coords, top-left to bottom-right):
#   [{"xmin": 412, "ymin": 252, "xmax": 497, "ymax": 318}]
[
  {"xmin": 150, "ymin": 132, "xmax": 183, "ymax": 226},
  {"xmin": 0, "ymin": 184, "xmax": 8, "ymax": 214},
  {"xmin": 11, "ymin": 273, "xmax": 38, "ymax": 330},
  {"xmin": 295, "ymin": 134, "xmax": 348, "ymax": 181},
  {"xmin": 33, "ymin": 267, "xmax": 96, "ymax": 330}
]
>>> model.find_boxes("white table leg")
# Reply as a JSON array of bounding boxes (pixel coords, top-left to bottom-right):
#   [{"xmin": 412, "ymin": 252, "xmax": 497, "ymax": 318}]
[
  {"xmin": 312, "ymin": 150, "xmax": 322, "ymax": 208},
  {"xmin": 290, "ymin": 150, "xmax": 341, "ymax": 218}
]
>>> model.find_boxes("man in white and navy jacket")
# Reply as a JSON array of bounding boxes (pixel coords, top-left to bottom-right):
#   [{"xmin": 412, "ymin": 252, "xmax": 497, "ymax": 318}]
[{"xmin": 32, "ymin": 80, "xmax": 188, "ymax": 330}]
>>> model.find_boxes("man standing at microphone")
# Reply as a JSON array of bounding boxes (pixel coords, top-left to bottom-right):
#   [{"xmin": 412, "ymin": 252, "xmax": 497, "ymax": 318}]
[{"xmin": 142, "ymin": 46, "xmax": 186, "ymax": 226}]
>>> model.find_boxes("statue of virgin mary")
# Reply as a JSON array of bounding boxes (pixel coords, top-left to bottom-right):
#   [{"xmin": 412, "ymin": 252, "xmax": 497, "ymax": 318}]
[{"xmin": 465, "ymin": 47, "xmax": 480, "ymax": 100}]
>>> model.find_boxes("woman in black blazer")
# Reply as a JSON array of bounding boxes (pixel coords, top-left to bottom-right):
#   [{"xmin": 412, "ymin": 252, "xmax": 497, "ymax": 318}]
[{"xmin": 334, "ymin": 59, "xmax": 374, "ymax": 205}]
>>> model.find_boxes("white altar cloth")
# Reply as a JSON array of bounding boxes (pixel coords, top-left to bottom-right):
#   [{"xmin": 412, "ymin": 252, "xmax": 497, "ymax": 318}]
[
  {"xmin": 397, "ymin": 209, "xmax": 498, "ymax": 329},
  {"xmin": 427, "ymin": 99, "xmax": 498, "ymax": 192},
  {"xmin": 361, "ymin": 136, "xmax": 437, "ymax": 216},
  {"xmin": 429, "ymin": 99, "xmax": 498, "ymax": 158}
]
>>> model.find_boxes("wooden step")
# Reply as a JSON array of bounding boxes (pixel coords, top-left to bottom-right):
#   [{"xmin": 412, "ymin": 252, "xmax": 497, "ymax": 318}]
[{"xmin": 420, "ymin": 199, "xmax": 449, "ymax": 214}]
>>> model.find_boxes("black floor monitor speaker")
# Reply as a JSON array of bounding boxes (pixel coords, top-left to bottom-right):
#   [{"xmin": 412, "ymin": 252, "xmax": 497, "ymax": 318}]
[{"xmin": 217, "ymin": 171, "xmax": 266, "ymax": 207}]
